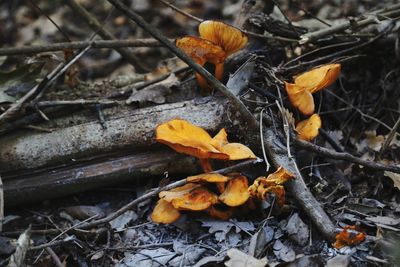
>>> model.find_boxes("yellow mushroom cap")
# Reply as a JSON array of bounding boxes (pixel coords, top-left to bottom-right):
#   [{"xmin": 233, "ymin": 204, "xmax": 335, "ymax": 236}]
[
  {"xmin": 199, "ymin": 20, "xmax": 248, "ymax": 56},
  {"xmin": 219, "ymin": 176, "xmax": 250, "ymax": 207},
  {"xmin": 294, "ymin": 63, "xmax": 341, "ymax": 93},
  {"xmin": 284, "ymin": 82, "xmax": 315, "ymax": 116},
  {"xmin": 171, "ymin": 187, "xmax": 219, "ymax": 211},
  {"xmin": 186, "ymin": 173, "xmax": 230, "ymax": 183},
  {"xmin": 175, "ymin": 36, "xmax": 226, "ymax": 65},
  {"xmin": 155, "ymin": 119, "xmax": 229, "ymax": 160},
  {"xmin": 295, "ymin": 114, "xmax": 322, "ymax": 141},
  {"xmin": 151, "ymin": 199, "xmax": 181, "ymax": 224}
]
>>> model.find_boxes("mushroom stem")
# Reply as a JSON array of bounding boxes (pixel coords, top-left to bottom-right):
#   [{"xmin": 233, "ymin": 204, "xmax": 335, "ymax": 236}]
[
  {"xmin": 199, "ymin": 158, "xmax": 213, "ymax": 172},
  {"xmin": 195, "ymin": 73, "xmax": 211, "ymax": 94},
  {"xmin": 214, "ymin": 63, "xmax": 224, "ymax": 81}
]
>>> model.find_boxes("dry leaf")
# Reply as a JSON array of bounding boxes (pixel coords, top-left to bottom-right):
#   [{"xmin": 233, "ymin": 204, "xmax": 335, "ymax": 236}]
[
  {"xmin": 126, "ymin": 74, "xmax": 179, "ymax": 105},
  {"xmin": 295, "ymin": 114, "xmax": 322, "ymax": 141},
  {"xmin": 225, "ymin": 248, "xmax": 267, "ymax": 267},
  {"xmin": 151, "ymin": 199, "xmax": 181, "ymax": 224},
  {"xmin": 384, "ymin": 171, "xmax": 400, "ymax": 190},
  {"xmin": 219, "ymin": 176, "xmax": 250, "ymax": 207}
]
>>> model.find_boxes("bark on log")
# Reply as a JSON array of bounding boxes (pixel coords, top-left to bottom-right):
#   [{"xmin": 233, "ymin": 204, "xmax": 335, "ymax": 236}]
[
  {"xmin": 0, "ymin": 97, "xmax": 228, "ymax": 171},
  {"xmin": 2, "ymin": 150, "xmax": 197, "ymax": 207}
]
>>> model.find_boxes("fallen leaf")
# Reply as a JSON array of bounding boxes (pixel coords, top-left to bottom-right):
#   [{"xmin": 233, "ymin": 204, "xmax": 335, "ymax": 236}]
[
  {"xmin": 286, "ymin": 213, "xmax": 309, "ymax": 246},
  {"xmin": 126, "ymin": 73, "xmax": 179, "ymax": 105},
  {"xmin": 0, "ymin": 62, "xmax": 43, "ymax": 103},
  {"xmin": 273, "ymin": 240, "xmax": 296, "ymax": 262},
  {"xmin": 110, "ymin": 210, "xmax": 138, "ymax": 231},
  {"xmin": 122, "ymin": 249, "xmax": 176, "ymax": 267},
  {"xmin": 384, "ymin": 171, "xmax": 400, "ymax": 190},
  {"xmin": 365, "ymin": 216, "xmax": 400, "ymax": 226},
  {"xmin": 224, "ymin": 248, "xmax": 268, "ymax": 267}
]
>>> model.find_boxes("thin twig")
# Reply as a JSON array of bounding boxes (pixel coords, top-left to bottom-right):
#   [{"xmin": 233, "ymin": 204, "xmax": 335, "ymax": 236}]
[
  {"xmin": 0, "ymin": 39, "xmax": 164, "ymax": 56},
  {"xmin": 158, "ymin": 0, "xmax": 203, "ymax": 23},
  {"xmin": 294, "ymin": 138, "xmax": 400, "ymax": 174},
  {"xmin": 65, "ymin": 0, "xmax": 149, "ymax": 73},
  {"xmin": 299, "ymin": 4, "xmax": 400, "ymax": 44},
  {"xmin": 34, "ymin": 99, "xmax": 120, "ymax": 108},
  {"xmin": 45, "ymin": 247, "xmax": 64, "ymax": 267},
  {"xmin": 0, "ymin": 46, "xmax": 91, "ymax": 126}
]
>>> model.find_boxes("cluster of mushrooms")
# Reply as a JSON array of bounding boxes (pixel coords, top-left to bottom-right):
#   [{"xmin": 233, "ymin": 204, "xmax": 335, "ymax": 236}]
[
  {"xmin": 285, "ymin": 64, "xmax": 342, "ymax": 141},
  {"xmin": 151, "ymin": 119, "xmax": 294, "ymax": 224},
  {"xmin": 176, "ymin": 20, "xmax": 248, "ymax": 93}
]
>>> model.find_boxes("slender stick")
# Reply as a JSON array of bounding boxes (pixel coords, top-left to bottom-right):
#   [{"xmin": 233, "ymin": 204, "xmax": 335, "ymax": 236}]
[
  {"xmin": 294, "ymin": 138, "xmax": 400, "ymax": 174},
  {"xmin": 65, "ymin": 0, "xmax": 149, "ymax": 72},
  {"xmin": 0, "ymin": 39, "xmax": 164, "ymax": 56}
]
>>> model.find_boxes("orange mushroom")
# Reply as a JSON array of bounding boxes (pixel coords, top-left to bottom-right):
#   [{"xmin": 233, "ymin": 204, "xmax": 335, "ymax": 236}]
[
  {"xmin": 171, "ymin": 187, "xmax": 218, "ymax": 211},
  {"xmin": 155, "ymin": 119, "xmax": 257, "ymax": 172},
  {"xmin": 159, "ymin": 183, "xmax": 201, "ymax": 202},
  {"xmin": 219, "ymin": 176, "xmax": 250, "ymax": 207},
  {"xmin": 187, "ymin": 173, "xmax": 230, "ymax": 183},
  {"xmin": 199, "ymin": 20, "xmax": 248, "ymax": 56},
  {"xmin": 285, "ymin": 64, "xmax": 341, "ymax": 115},
  {"xmin": 333, "ymin": 225, "xmax": 366, "ymax": 249},
  {"xmin": 151, "ymin": 199, "xmax": 181, "ymax": 224},
  {"xmin": 284, "ymin": 82, "xmax": 314, "ymax": 116},
  {"xmin": 295, "ymin": 113, "xmax": 322, "ymax": 141},
  {"xmin": 199, "ymin": 20, "xmax": 248, "ymax": 83},
  {"xmin": 248, "ymin": 167, "xmax": 295, "ymax": 206},
  {"xmin": 176, "ymin": 36, "xmax": 226, "ymax": 93},
  {"xmin": 294, "ymin": 64, "xmax": 341, "ymax": 93}
]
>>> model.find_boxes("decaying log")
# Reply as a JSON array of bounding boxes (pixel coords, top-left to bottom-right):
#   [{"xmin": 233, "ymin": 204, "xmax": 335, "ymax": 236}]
[
  {"xmin": 0, "ymin": 97, "xmax": 228, "ymax": 171},
  {"xmin": 2, "ymin": 150, "xmax": 197, "ymax": 207}
]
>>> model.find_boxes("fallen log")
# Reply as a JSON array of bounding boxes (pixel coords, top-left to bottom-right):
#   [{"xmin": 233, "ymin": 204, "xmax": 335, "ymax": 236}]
[
  {"xmin": 2, "ymin": 150, "xmax": 197, "ymax": 207},
  {"xmin": 0, "ymin": 97, "xmax": 227, "ymax": 171}
]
